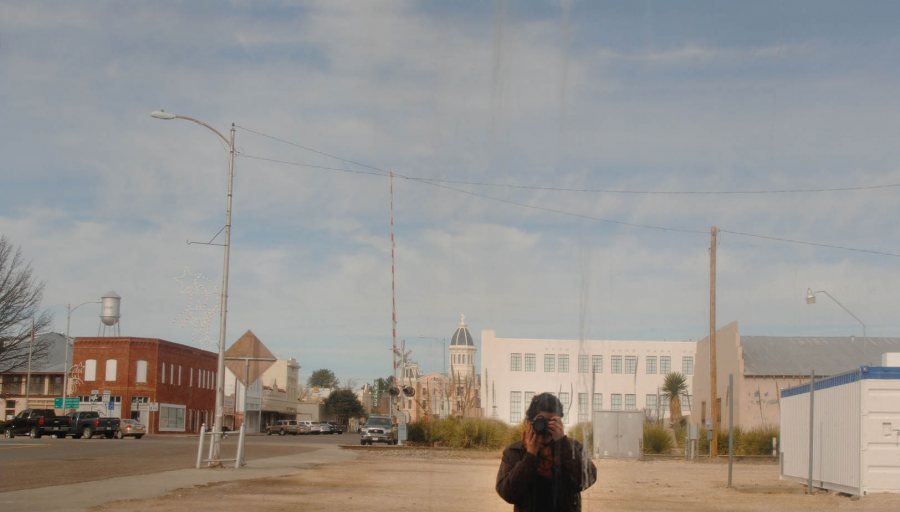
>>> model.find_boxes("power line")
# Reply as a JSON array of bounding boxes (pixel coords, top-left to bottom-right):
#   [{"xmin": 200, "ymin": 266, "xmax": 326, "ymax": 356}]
[
  {"xmin": 235, "ymin": 125, "xmax": 900, "ymax": 196},
  {"xmin": 235, "ymin": 128, "xmax": 900, "ymax": 258},
  {"xmin": 718, "ymin": 229, "xmax": 900, "ymax": 258}
]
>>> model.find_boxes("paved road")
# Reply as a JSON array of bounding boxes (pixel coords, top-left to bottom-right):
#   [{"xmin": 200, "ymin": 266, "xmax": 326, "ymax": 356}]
[{"xmin": 0, "ymin": 431, "xmax": 349, "ymax": 492}]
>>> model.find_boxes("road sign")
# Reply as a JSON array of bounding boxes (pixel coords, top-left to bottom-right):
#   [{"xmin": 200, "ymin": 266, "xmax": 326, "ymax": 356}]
[
  {"xmin": 107, "ymin": 401, "xmax": 115, "ymax": 411},
  {"xmin": 54, "ymin": 397, "xmax": 80, "ymax": 408}
]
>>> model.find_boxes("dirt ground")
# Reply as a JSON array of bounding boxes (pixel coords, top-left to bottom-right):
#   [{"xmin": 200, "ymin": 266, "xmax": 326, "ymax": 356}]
[{"xmin": 99, "ymin": 449, "xmax": 900, "ymax": 512}]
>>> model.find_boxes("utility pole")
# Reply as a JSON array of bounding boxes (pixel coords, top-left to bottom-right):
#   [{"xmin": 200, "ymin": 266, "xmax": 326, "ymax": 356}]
[{"xmin": 709, "ymin": 225, "xmax": 719, "ymax": 457}]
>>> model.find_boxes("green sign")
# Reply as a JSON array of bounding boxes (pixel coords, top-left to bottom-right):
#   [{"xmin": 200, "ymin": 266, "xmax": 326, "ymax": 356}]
[{"xmin": 54, "ymin": 397, "xmax": 80, "ymax": 408}]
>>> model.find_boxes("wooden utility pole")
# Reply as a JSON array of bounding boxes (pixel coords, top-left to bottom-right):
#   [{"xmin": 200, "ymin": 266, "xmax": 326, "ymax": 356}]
[{"xmin": 709, "ymin": 226, "xmax": 719, "ymax": 457}]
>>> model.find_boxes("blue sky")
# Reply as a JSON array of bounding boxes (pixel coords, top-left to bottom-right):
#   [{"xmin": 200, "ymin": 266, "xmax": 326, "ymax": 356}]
[{"xmin": 3, "ymin": 1, "xmax": 900, "ymax": 385}]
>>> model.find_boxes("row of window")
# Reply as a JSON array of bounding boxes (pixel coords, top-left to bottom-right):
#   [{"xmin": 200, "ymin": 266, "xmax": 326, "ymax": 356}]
[
  {"xmin": 508, "ymin": 391, "xmax": 693, "ymax": 423},
  {"xmin": 509, "ymin": 353, "xmax": 693, "ymax": 375},
  {"xmin": 81, "ymin": 359, "xmax": 215, "ymax": 390}
]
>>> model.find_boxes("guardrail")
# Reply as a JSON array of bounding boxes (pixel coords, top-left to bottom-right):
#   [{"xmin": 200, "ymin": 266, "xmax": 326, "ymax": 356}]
[{"xmin": 195, "ymin": 423, "xmax": 246, "ymax": 469}]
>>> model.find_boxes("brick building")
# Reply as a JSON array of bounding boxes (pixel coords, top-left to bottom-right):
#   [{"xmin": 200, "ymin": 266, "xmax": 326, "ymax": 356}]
[{"xmin": 71, "ymin": 337, "xmax": 217, "ymax": 434}]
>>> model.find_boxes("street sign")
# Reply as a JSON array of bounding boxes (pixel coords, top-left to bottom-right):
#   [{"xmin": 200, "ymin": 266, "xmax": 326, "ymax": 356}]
[
  {"xmin": 107, "ymin": 401, "xmax": 115, "ymax": 411},
  {"xmin": 54, "ymin": 397, "xmax": 80, "ymax": 408}
]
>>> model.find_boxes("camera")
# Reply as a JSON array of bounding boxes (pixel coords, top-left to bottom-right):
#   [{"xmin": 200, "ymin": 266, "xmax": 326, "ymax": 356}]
[{"xmin": 531, "ymin": 416, "xmax": 550, "ymax": 436}]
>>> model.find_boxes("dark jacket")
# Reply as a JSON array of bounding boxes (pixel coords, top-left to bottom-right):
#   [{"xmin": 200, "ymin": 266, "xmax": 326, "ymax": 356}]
[{"xmin": 496, "ymin": 437, "xmax": 597, "ymax": 512}]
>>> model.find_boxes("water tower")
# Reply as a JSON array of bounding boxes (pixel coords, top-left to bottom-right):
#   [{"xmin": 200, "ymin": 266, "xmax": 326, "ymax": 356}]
[{"xmin": 99, "ymin": 291, "xmax": 121, "ymax": 336}]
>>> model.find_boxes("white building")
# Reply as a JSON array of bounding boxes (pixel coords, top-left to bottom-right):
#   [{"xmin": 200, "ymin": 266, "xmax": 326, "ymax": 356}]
[
  {"xmin": 225, "ymin": 357, "xmax": 300, "ymax": 432},
  {"xmin": 480, "ymin": 330, "xmax": 697, "ymax": 426}
]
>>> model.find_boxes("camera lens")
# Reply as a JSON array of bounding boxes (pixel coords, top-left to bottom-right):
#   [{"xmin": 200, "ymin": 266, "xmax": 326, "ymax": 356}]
[{"xmin": 532, "ymin": 416, "xmax": 549, "ymax": 435}]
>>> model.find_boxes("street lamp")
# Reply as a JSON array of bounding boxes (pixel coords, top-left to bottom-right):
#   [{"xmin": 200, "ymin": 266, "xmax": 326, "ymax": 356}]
[
  {"xmin": 63, "ymin": 300, "xmax": 101, "ymax": 412},
  {"xmin": 806, "ymin": 288, "xmax": 866, "ymax": 337},
  {"xmin": 152, "ymin": 109, "xmax": 235, "ymax": 464}
]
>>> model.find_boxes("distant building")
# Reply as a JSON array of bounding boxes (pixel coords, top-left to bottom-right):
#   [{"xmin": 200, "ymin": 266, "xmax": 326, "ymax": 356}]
[
  {"xmin": 398, "ymin": 315, "xmax": 482, "ymax": 422},
  {"xmin": 71, "ymin": 337, "xmax": 217, "ymax": 434},
  {"xmin": 0, "ymin": 332, "xmax": 68, "ymax": 419},
  {"xmin": 225, "ymin": 357, "xmax": 301, "ymax": 432},
  {"xmin": 480, "ymin": 330, "xmax": 696, "ymax": 426},
  {"xmin": 692, "ymin": 320, "xmax": 900, "ymax": 431}
]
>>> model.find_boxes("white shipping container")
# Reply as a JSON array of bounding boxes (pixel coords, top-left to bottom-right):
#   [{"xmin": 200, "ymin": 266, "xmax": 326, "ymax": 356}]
[{"xmin": 780, "ymin": 366, "xmax": 900, "ymax": 495}]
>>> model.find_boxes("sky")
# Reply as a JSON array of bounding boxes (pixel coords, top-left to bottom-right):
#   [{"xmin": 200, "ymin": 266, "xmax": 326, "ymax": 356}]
[{"xmin": 3, "ymin": 1, "xmax": 900, "ymax": 386}]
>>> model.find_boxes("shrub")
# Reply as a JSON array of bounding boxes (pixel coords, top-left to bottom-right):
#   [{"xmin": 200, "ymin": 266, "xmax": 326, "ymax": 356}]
[
  {"xmin": 643, "ymin": 422, "xmax": 673, "ymax": 454},
  {"xmin": 405, "ymin": 417, "xmax": 515, "ymax": 449},
  {"xmin": 738, "ymin": 426, "xmax": 779, "ymax": 456}
]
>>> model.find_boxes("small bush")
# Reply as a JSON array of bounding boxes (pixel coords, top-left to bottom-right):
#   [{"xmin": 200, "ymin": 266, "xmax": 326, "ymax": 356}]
[
  {"xmin": 738, "ymin": 426, "xmax": 779, "ymax": 456},
  {"xmin": 643, "ymin": 422, "xmax": 673, "ymax": 454},
  {"xmin": 405, "ymin": 417, "xmax": 515, "ymax": 449}
]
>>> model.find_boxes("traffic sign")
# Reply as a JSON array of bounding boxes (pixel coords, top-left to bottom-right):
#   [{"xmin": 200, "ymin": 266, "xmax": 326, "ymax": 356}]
[
  {"xmin": 107, "ymin": 401, "xmax": 115, "ymax": 411},
  {"xmin": 54, "ymin": 397, "xmax": 80, "ymax": 408}
]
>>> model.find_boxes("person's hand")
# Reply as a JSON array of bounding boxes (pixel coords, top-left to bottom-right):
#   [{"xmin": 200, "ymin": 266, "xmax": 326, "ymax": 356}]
[
  {"xmin": 547, "ymin": 415, "xmax": 565, "ymax": 442},
  {"xmin": 523, "ymin": 421, "xmax": 542, "ymax": 455}
]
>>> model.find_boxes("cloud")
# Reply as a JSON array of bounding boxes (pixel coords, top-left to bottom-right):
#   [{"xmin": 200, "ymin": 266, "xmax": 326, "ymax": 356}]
[{"xmin": 2, "ymin": 2, "xmax": 900, "ymax": 383}]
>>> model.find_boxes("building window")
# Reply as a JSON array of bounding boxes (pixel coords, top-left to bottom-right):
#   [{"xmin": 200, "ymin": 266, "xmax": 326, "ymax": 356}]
[
  {"xmin": 543, "ymin": 354, "xmax": 555, "ymax": 373},
  {"xmin": 510, "ymin": 391, "xmax": 522, "ymax": 423},
  {"xmin": 624, "ymin": 356, "xmax": 637, "ymax": 374},
  {"xmin": 178, "ymin": 365, "xmax": 182, "ymax": 386},
  {"xmin": 189, "ymin": 368, "xmax": 193, "ymax": 387},
  {"xmin": 1, "ymin": 376, "xmax": 21, "ymax": 394},
  {"xmin": 660, "ymin": 356, "xmax": 671, "ymax": 374},
  {"xmin": 105, "ymin": 359, "xmax": 117, "ymax": 382},
  {"xmin": 578, "ymin": 355, "xmax": 588, "ymax": 373},
  {"xmin": 49, "ymin": 375, "xmax": 62, "ymax": 395},
  {"xmin": 578, "ymin": 393, "xmax": 588, "ymax": 422},
  {"xmin": 646, "ymin": 394, "xmax": 658, "ymax": 415},
  {"xmin": 558, "ymin": 354, "xmax": 569, "ymax": 373},
  {"xmin": 611, "ymin": 394, "xmax": 622, "ymax": 411},
  {"xmin": 85, "ymin": 359, "xmax": 97, "ymax": 381},
  {"xmin": 592, "ymin": 355, "xmax": 603, "ymax": 373},
  {"xmin": 136, "ymin": 360, "xmax": 147, "ymax": 383},
  {"xmin": 661, "ymin": 394, "xmax": 670, "ymax": 415},
  {"xmin": 682, "ymin": 356, "xmax": 694, "ymax": 375},
  {"xmin": 625, "ymin": 394, "xmax": 636, "ymax": 411},
  {"xmin": 559, "ymin": 392, "xmax": 570, "ymax": 422},
  {"xmin": 611, "ymin": 356, "xmax": 622, "ymax": 374},
  {"xmin": 592, "ymin": 393, "xmax": 603, "ymax": 412},
  {"xmin": 161, "ymin": 363, "xmax": 166, "ymax": 384},
  {"xmin": 510, "ymin": 353, "xmax": 522, "ymax": 372},
  {"xmin": 524, "ymin": 391, "xmax": 535, "ymax": 407},
  {"xmin": 170, "ymin": 364, "xmax": 175, "ymax": 385},
  {"xmin": 646, "ymin": 356, "xmax": 657, "ymax": 374},
  {"xmin": 159, "ymin": 404, "xmax": 186, "ymax": 432},
  {"xmin": 524, "ymin": 353, "xmax": 536, "ymax": 372}
]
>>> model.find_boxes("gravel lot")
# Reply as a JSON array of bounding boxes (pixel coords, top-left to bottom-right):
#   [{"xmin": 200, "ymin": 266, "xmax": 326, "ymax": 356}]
[{"xmin": 97, "ymin": 448, "xmax": 900, "ymax": 512}]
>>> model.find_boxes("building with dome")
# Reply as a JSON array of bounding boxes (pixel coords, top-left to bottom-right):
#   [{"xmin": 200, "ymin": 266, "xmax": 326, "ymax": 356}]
[{"xmin": 397, "ymin": 314, "xmax": 482, "ymax": 422}]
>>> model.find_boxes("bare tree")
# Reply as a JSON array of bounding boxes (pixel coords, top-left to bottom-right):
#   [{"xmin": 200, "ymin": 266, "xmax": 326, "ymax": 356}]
[{"xmin": 0, "ymin": 236, "xmax": 53, "ymax": 373}]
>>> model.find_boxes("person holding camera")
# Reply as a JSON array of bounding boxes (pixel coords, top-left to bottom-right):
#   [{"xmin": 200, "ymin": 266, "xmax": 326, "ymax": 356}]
[{"xmin": 496, "ymin": 392, "xmax": 597, "ymax": 511}]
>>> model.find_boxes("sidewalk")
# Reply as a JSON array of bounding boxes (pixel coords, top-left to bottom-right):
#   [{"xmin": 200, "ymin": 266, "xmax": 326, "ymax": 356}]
[{"xmin": 0, "ymin": 444, "xmax": 358, "ymax": 511}]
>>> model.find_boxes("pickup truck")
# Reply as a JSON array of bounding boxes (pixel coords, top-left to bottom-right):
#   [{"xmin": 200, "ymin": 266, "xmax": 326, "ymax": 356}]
[
  {"xmin": 3, "ymin": 409, "xmax": 67, "ymax": 439},
  {"xmin": 62, "ymin": 411, "xmax": 121, "ymax": 439}
]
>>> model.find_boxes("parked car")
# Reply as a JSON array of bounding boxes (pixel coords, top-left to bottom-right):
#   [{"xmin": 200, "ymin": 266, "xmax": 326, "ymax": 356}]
[
  {"xmin": 321, "ymin": 421, "xmax": 343, "ymax": 434},
  {"xmin": 66, "ymin": 411, "xmax": 121, "ymax": 439},
  {"xmin": 360, "ymin": 415, "xmax": 397, "ymax": 445},
  {"xmin": 116, "ymin": 419, "xmax": 146, "ymax": 439},
  {"xmin": 309, "ymin": 422, "xmax": 324, "ymax": 434},
  {"xmin": 266, "ymin": 419, "xmax": 303, "ymax": 436},
  {"xmin": 3, "ymin": 409, "xmax": 66, "ymax": 439}
]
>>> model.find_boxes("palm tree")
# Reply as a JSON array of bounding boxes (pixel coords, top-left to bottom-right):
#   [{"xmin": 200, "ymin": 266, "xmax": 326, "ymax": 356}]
[{"xmin": 662, "ymin": 372, "xmax": 688, "ymax": 426}]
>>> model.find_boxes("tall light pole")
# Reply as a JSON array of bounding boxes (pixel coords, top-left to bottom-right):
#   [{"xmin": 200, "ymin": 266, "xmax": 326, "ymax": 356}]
[
  {"xmin": 152, "ymin": 109, "xmax": 235, "ymax": 463},
  {"xmin": 63, "ymin": 300, "xmax": 101, "ymax": 412},
  {"xmin": 806, "ymin": 288, "xmax": 866, "ymax": 337}
]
